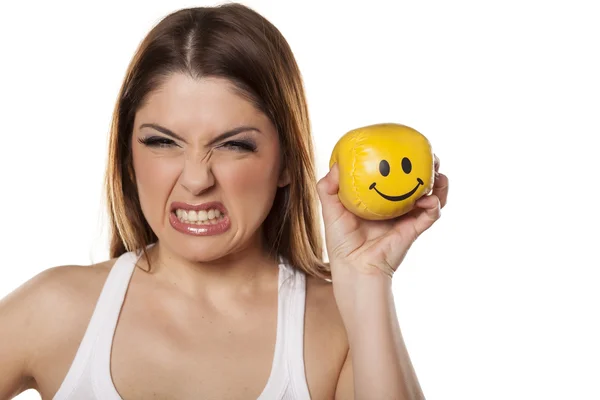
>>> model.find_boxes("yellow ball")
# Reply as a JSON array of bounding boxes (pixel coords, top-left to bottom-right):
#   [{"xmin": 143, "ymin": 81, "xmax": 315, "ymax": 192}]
[{"xmin": 329, "ymin": 123, "xmax": 435, "ymax": 220}]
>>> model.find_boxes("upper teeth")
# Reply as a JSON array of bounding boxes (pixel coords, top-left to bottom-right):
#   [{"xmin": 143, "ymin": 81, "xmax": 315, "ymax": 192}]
[{"xmin": 176, "ymin": 208, "xmax": 222, "ymax": 222}]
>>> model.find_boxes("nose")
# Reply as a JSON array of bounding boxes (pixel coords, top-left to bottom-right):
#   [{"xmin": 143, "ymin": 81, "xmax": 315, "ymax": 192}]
[{"xmin": 179, "ymin": 154, "xmax": 215, "ymax": 196}]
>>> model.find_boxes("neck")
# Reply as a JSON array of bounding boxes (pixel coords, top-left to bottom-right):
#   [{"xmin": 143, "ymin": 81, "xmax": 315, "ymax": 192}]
[{"xmin": 139, "ymin": 240, "xmax": 280, "ymax": 302}]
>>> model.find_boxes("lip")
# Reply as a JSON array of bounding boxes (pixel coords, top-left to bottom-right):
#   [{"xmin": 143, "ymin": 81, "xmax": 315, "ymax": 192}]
[{"xmin": 169, "ymin": 201, "xmax": 230, "ymax": 236}]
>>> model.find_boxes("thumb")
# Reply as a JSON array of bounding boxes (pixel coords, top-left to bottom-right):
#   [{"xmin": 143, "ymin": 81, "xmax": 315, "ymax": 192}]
[
  {"xmin": 316, "ymin": 163, "xmax": 345, "ymax": 225},
  {"xmin": 317, "ymin": 163, "xmax": 340, "ymax": 197}
]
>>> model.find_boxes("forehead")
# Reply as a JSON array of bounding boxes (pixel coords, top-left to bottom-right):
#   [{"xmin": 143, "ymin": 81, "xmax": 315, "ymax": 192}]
[{"xmin": 135, "ymin": 74, "xmax": 268, "ymax": 129}]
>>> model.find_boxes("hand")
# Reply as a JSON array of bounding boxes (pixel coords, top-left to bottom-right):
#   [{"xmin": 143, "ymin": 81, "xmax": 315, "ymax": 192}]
[{"xmin": 317, "ymin": 154, "xmax": 449, "ymax": 279}]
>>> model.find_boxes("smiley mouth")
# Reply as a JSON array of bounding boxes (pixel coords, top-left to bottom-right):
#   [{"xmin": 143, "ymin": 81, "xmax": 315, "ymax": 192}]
[{"xmin": 369, "ymin": 178, "xmax": 424, "ymax": 201}]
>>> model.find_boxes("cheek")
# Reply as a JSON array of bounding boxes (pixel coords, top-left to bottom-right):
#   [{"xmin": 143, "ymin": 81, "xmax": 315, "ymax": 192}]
[
  {"xmin": 219, "ymin": 155, "xmax": 279, "ymax": 191},
  {"xmin": 132, "ymin": 150, "xmax": 180, "ymax": 217},
  {"xmin": 215, "ymin": 152, "xmax": 281, "ymax": 209}
]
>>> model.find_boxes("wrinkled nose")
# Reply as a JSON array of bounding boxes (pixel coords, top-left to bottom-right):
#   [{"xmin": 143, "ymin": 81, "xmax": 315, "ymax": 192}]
[{"xmin": 179, "ymin": 155, "xmax": 215, "ymax": 196}]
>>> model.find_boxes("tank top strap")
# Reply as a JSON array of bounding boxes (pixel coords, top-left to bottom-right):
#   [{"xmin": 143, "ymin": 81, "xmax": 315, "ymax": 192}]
[
  {"xmin": 52, "ymin": 250, "xmax": 138, "ymax": 400},
  {"xmin": 279, "ymin": 256, "xmax": 311, "ymax": 398},
  {"xmin": 55, "ymin": 250, "xmax": 309, "ymax": 400},
  {"xmin": 257, "ymin": 255, "xmax": 310, "ymax": 399},
  {"xmin": 91, "ymin": 250, "xmax": 139, "ymax": 396}
]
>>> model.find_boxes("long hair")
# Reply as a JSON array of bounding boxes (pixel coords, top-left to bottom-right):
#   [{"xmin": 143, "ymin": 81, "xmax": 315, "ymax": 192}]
[{"xmin": 104, "ymin": 3, "xmax": 330, "ymax": 279}]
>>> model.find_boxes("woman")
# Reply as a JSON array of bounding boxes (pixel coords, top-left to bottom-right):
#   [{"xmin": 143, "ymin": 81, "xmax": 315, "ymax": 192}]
[{"xmin": 0, "ymin": 3, "xmax": 448, "ymax": 399}]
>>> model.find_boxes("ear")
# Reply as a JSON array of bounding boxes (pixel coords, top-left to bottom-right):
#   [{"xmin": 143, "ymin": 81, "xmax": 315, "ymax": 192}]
[{"xmin": 277, "ymin": 166, "xmax": 290, "ymax": 188}]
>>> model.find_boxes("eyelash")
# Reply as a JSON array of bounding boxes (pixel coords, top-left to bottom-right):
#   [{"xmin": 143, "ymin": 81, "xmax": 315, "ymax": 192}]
[
  {"xmin": 137, "ymin": 136, "xmax": 177, "ymax": 148},
  {"xmin": 137, "ymin": 136, "xmax": 257, "ymax": 152},
  {"xmin": 220, "ymin": 140, "xmax": 257, "ymax": 152}
]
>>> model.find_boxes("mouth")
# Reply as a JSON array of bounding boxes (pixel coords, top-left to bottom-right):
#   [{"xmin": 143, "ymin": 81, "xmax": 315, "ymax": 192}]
[
  {"xmin": 169, "ymin": 201, "xmax": 230, "ymax": 236},
  {"xmin": 369, "ymin": 178, "xmax": 424, "ymax": 202}
]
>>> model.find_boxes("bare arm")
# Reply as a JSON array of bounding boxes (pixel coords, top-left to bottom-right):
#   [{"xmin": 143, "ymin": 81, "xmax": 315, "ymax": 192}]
[
  {"xmin": 0, "ymin": 271, "xmax": 48, "ymax": 399},
  {"xmin": 0, "ymin": 265, "xmax": 90, "ymax": 400},
  {"xmin": 334, "ymin": 273, "xmax": 424, "ymax": 400}
]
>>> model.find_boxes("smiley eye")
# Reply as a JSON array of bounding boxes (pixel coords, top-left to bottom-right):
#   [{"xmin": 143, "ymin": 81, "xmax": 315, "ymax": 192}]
[
  {"xmin": 379, "ymin": 160, "xmax": 390, "ymax": 177},
  {"xmin": 401, "ymin": 157, "xmax": 412, "ymax": 174}
]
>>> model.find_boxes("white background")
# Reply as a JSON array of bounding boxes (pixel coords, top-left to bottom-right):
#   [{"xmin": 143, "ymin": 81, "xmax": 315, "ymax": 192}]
[{"xmin": 1, "ymin": 1, "xmax": 599, "ymax": 399}]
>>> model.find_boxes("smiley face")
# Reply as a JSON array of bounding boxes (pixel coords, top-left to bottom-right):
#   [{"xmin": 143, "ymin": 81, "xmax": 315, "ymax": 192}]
[
  {"xmin": 329, "ymin": 123, "xmax": 434, "ymax": 220},
  {"xmin": 369, "ymin": 157, "xmax": 424, "ymax": 201}
]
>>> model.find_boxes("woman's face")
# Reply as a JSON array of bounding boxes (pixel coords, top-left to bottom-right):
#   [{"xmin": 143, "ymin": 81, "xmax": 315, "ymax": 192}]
[{"xmin": 131, "ymin": 73, "xmax": 288, "ymax": 262}]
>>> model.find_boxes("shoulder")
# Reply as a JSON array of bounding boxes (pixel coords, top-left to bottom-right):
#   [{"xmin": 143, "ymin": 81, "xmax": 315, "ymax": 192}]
[
  {"xmin": 304, "ymin": 274, "xmax": 348, "ymax": 343},
  {"xmin": 3, "ymin": 259, "xmax": 118, "ymax": 374},
  {"xmin": 303, "ymin": 275, "xmax": 350, "ymax": 397},
  {"xmin": 305, "ymin": 275, "xmax": 336, "ymax": 309},
  {"xmin": 25, "ymin": 260, "xmax": 115, "ymax": 319},
  {"xmin": 30, "ymin": 259, "xmax": 113, "ymax": 289},
  {"xmin": 3, "ymin": 258, "xmax": 116, "ymax": 320},
  {"xmin": 305, "ymin": 275, "xmax": 347, "ymax": 344},
  {"xmin": 0, "ymin": 258, "xmax": 119, "ymax": 395},
  {"xmin": 31, "ymin": 258, "xmax": 117, "ymax": 337}
]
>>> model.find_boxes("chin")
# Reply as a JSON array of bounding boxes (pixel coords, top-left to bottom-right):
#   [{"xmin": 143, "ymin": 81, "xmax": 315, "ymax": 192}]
[
  {"xmin": 171, "ymin": 237, "xmax": 233, "ymax": 263},
  {"xmin": 154, "ymin": 213, "xmax": 265, "ymax": 263}
]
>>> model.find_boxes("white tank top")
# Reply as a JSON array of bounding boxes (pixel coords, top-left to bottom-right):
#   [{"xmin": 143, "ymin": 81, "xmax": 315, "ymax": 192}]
[{"xmin": 52, "ymin": 248, "xmax": 311, "ymax": 399}]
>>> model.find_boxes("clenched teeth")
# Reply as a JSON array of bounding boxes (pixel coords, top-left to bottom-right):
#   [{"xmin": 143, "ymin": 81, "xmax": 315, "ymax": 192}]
[{"xmin": 175, "ymin": 208, "xmax": 224, "ymax": 224}]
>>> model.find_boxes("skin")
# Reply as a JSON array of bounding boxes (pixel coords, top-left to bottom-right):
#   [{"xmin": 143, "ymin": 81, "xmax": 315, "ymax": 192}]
[
  {"xmin": 0, "ymin": 74, "xmax": 350, "ymax": 399},
  {"xmin": 0, "ymin": 72, "xmax": 450, "ymax": 400},
  {"xmin": 130, "ymin": 73, "xmax": 290, "ymax": 295},
  {"xmin": 318, "ymin": 156, "xmax": 449, "ymax": 398}
]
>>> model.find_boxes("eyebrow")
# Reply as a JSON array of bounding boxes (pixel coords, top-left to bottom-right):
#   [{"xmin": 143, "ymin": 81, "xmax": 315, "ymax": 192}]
[{"xmin": 139, "ymin": 123, "xmax": 262, "ymax": 145}]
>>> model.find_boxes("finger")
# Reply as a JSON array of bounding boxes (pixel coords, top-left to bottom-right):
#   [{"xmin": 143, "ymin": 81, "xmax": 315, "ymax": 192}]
[
  {"xmin": 415, "ymin": 192, "xmax": 439, "ymax": 210},
  {"xmin": 434, "ymin": 153, "xmax": 440, "ymax": 173},
  {"xmin": 317, "ymin": 163, "xmax": 339, "ymax": 195},
  {"xmin": 432, "ymin": 172, "xmax": 449, "ymax": 208},
  {"xmin": 316, "ymin": 163, "xmax": 346, "ymax": 225},
  {"xmin": 413, "ymin": 194, "xmax": 441, "ymax": 236}
]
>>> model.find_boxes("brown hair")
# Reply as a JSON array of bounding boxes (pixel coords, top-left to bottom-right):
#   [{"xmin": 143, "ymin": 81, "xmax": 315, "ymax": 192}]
[{"xmin": 104, "ymin": 3, "xmax": 330, "ymax": 280}]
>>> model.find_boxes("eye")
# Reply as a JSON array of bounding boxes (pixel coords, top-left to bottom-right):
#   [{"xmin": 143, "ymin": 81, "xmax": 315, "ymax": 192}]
[
  {"xmin": 138, "ymin": 136, "xmax": 178, "ymax": 148},
  {"xmin": 220, "ymin": 140, "xmax": 257, "ymax": 152},
  {"xmin": 401, "ymin": 157, "xmax": 412, "ymax": 174},
  {"xmin": 379, "ymin": 160, "xmax": 390, "ymax": 177}
]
